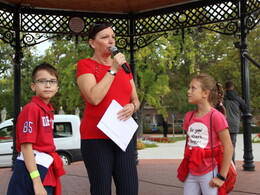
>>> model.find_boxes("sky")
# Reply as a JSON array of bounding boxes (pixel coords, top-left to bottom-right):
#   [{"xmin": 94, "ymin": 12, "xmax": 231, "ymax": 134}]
[{"xmin": 35, "ymin": 40, "xmax": 51, "ymax": 55}]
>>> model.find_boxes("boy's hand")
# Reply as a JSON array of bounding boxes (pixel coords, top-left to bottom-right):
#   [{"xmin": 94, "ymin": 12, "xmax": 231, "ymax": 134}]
[
  {"xmin": 21, "ymin": 143, "xmax": 47, "ymax": 195},
  {"xmin": 33, "ymin": 177, "xmax": 47, "ymax": 195}
]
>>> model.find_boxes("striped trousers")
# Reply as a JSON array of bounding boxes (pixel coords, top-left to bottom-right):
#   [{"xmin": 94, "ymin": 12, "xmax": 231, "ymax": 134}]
[{"xmin": 81, "ymin": 139, "xmax": 138, "ymax": 195}]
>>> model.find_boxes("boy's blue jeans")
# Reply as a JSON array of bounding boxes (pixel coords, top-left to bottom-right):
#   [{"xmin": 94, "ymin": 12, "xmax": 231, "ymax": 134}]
[{"xmin": 44, "ymin": 186, "xmax": 53, "ymax": 195}]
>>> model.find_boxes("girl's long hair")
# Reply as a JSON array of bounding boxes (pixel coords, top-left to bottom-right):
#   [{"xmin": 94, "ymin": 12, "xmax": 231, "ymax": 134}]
[{"xmin": 191, "ymin": 73, "xmax": 226, "ymax": 116}]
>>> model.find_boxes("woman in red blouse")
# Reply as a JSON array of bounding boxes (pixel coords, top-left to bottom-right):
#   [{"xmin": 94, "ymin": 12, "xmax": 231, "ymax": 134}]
[{"xmin": 76, "ymin": 21, "xmax": 139, "ymax": 195}]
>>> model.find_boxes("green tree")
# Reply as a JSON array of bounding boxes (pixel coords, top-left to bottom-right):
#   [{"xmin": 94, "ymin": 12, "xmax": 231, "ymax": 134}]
[
  {"xmin": 20, "ymin": 47, "xmax": 42, "ymax": 107},
  {"xmin": 41, "ymin": 38, "xmax": 90, "ymax": 115},
  {"xmin": 0, "ymin": 41, "xmax": 13, "ymax": 75},
  {"xmin": 0, "ymin": 41, "xmax": 13, "ymax": 119},
  {"xmin": 246, "ymin": 25, "xmax": 260, "ymax": 114},
  {"xmin": 135, "ymin": 37, "xmax": 171, "ymax": 134},
  {"xmin": 1, "ymin": 23, "xmax": 259, "ymax": 129}
]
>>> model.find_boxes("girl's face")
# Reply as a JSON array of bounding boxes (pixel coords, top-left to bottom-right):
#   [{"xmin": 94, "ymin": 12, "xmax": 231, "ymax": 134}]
[
  {"xmin": 187, "ymin": 79, "xmax": 209, "ymax": 104},
  {"xmin": 89, "ymin": 27, "xmax": 116, "ymax": 55},
  {"xmin": 31, "ymin": 70, "xmax": 59, "ymax": 104}
]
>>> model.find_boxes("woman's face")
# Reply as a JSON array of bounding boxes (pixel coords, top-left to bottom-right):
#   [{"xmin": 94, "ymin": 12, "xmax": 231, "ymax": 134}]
[{"xmin": 89, "ymin": 27, "xmax": 116, "ymax": 55}]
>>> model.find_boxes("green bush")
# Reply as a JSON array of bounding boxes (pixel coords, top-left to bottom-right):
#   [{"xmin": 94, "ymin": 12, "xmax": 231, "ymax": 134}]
[
  {"xmin": 137, "ymin": 139, "xmax": 158, "ymax": 150},
  {"xmin": 143, "ymin": 126, "xmax": 185, "ymax": 134},
  {"xmin": 172, "ymin": 126, "xmax": 185, "ymax": 134},
  {"xmin": 144, "ymin": 123, "xmax": 260, "ymax": 135},
  {"xmin": 239, "ymin": 126, "xmax": 260, "ymax": 134}
]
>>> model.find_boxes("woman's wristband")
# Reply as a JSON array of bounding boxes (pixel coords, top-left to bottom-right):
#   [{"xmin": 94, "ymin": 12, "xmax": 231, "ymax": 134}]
[
  {"xmin": 216, "ymin": 173, "xmax": 226, "ymax": 181},
  {"xmin": 30, "ymin": 170, "xmax": 40, "ymax": 179},
  {"xmin": 132, "ymin": 102, "xmax": 137, "ymax": 112}
]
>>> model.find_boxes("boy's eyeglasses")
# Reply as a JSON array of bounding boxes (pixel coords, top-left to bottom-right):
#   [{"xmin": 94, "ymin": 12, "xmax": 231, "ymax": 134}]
[{"xmin": 33, "ymin": 79, "xmax": 59, "ymax": 86}]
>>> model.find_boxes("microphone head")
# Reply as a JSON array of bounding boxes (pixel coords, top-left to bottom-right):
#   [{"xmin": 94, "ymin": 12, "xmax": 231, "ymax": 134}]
[{"xmin": 110, "ymin": 46, "xmax": 118, "ymax": 53}]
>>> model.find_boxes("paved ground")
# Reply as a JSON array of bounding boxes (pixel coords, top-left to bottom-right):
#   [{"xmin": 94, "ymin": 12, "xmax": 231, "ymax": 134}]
[{"xmin": 1, "ymin": 134, "xmax": 260, "ymax": 195}]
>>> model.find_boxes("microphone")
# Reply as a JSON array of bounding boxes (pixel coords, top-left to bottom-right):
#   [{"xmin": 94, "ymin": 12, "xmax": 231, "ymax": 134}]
[{"xmin": 110, "ymin": 46, "xmax": 130, "ymax": 74}]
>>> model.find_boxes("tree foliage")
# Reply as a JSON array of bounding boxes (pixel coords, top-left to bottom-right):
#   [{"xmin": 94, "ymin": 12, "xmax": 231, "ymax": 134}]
[
  {"xmin": 40, "ymin": 38, "xmax": 89, "ymax": 114},
  {"xmin": 0, "ymin": 24, "xmax": 259, "ymax": 127}
]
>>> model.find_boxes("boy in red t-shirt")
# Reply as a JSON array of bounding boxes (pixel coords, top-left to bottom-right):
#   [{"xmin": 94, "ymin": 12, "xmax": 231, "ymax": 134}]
[{"xmin": 7, "ymin": 62, "xmax": 65, "ymax": 195}]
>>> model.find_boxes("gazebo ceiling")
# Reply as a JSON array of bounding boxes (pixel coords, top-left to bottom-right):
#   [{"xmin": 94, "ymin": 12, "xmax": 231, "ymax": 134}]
[
  {"xmin": 1, "ymin": 0, "xmax": 259, "ymax": 49},
  {"xmin": 1, "ymin": 0, "xmax": 200, "ymax": 14}
]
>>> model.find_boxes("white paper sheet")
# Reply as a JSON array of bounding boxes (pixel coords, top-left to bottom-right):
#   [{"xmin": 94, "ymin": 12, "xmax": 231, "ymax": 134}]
[
  {"xmin": 17, "ymin": 150, "xmax": 53, "ymax": 168},
  {"xmin": 97, "ymin": 100, "xmax": 138, "ymax": 151}
]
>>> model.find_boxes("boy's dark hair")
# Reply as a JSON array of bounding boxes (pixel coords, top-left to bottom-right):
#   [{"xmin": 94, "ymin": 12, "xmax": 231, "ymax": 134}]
[
  {"xmin": 88, "ymin": 21, "xmax": 112, "ymax": 40},
  {"xmin": 32, "ymin": 62, "xmax": 58, "ymax": 81},
  {"xmin": 225, "ymin": 81, "xmax": 234, "ymax": 90}
]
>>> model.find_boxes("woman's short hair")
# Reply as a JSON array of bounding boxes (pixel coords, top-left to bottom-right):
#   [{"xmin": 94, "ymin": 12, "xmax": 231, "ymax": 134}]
[{"xmin": 88, "ymin": 21, "xmax": 112, "ymax": 40}]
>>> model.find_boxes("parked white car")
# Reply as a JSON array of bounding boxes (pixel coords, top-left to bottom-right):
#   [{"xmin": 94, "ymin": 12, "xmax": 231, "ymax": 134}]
[{"xmin": 0, "ymin": 114, "xmax": 82, "ymax": 167}]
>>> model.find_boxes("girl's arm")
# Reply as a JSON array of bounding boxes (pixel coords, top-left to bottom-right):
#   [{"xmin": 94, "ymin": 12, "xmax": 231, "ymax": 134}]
[
  {"xmin": 21, "ymin": 143, "xmax": 47, "ymax": 195},
  {"xmin": 209, "ymin": 129, "xmax": 233, "ymax": 188}
]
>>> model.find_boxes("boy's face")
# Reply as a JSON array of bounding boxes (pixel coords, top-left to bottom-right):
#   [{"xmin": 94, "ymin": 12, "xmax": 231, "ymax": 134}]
[{"xmin": 31, "ymin": 70, "xmax": 58, "ymax": 104}]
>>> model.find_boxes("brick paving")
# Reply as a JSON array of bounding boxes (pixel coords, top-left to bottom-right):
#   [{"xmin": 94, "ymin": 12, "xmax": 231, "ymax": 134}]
[{"xmin": 1, "ymin": 160, "xmax": 260, "ymax": 195}]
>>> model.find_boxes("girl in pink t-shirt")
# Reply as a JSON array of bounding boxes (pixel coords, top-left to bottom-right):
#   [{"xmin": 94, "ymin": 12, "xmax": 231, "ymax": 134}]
[{"xmin": 177, "ymin": 73, "xmax": 233, "ymax": 195}]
